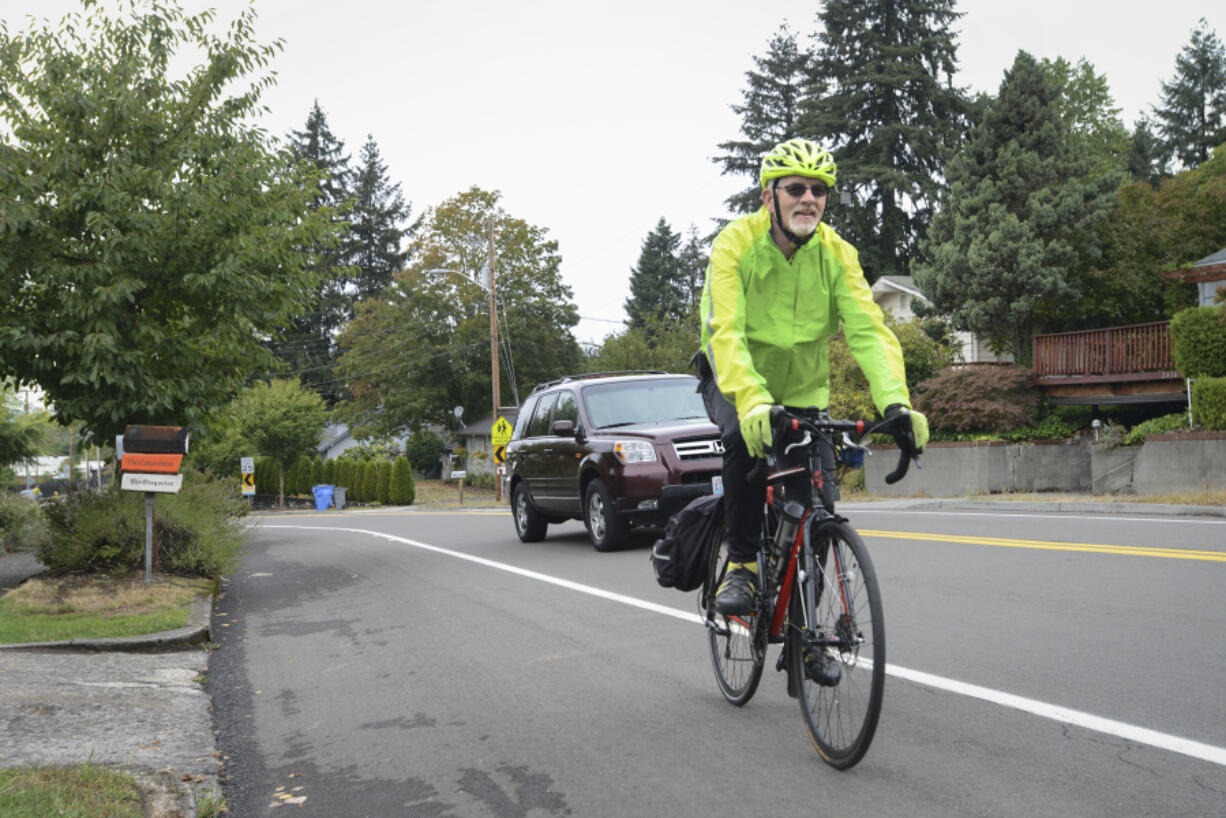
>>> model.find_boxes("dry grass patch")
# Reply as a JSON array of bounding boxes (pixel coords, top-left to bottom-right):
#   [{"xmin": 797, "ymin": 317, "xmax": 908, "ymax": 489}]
[{"xmin": 411, "ymin": 480, "xmax": 500, "ymax": 507}]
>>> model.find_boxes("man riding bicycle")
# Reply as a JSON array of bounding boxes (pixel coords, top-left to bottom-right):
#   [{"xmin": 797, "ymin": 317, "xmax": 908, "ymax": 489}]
[{"xmin": 697, "ymin": 137, "xmax": 929, "ymax": 617}]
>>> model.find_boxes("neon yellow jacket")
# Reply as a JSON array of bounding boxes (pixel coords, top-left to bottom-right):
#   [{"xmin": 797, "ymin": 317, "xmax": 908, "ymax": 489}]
[{"xmin": 700, "ymin": 207, "xmax": 910, "ymax": 419}]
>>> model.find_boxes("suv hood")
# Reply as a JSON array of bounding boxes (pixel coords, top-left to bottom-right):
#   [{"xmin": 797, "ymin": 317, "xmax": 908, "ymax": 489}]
[{"xmin": 590, "ymin": 419, "xmax": 719, "ymax": 439}]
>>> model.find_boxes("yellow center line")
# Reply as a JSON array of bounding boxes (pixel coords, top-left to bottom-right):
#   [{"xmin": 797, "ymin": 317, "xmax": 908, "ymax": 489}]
[{"xmin": 858, "ymin": 529, "xmax": 1226, "ymax": 562}]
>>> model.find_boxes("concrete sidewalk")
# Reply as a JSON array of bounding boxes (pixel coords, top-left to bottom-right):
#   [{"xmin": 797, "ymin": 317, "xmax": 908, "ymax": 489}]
[{"xmin": 0, "ymin": 549, "xmax": 218, "ymax": 816}]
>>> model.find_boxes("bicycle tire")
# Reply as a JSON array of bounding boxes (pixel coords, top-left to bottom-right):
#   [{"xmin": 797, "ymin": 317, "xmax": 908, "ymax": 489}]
[
  {"xmin": 786, "ymin": 519, "xmax": 885, "ymax": 769},
  {"xmin": 704, "ymin": 520, "xmax": 765, "ymax": 705}
]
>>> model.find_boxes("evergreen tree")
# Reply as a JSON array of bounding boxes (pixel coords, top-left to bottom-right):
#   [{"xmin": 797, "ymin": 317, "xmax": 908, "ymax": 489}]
[
  {"xmin": 268, "ymin": 102, "xmax": 355, "ymax": 404},
  {"xmin": 376, "ymin": 459, "xmax": 392, "ymax": 505},
  {"xmin": 350, "ymin": 135, "xmax": 416, "ymax": 301},
  {"xmin": 1153, "ymin": 18, "xmax": 1226, "ymax": 169},
  {"xmin": 362, "ymin": 460, "xmax": 378, "ymax": 502},
  {"xmin": 713, "ymin": 24, "xmax": 818, "ymax": 214},
  {"xmin": 676, "ymin": 225, "xmax": 710, "ymax": 316},
  {"xmin": 389, "ymin": 456, "xmax": 415, "ymax": 505},
  {"xmin": 625, "ymin": 218, "xmax": 684, "ymax": 331},
  {"xmin": 914, "ymin": 52, "xmax": 1123, "ymax": 362},
  {"xmin": 1127, "ymin": 117, "xmax": 1170, "ymax": 185},
  {"xmin": 805, "ymin": 0, "xmax": 969, "ymax": 281}
]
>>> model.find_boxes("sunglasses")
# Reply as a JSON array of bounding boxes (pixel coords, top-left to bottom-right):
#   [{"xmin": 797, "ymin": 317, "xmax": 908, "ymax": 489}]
[{"xmin": 776, "ymin": 182, "xmax": 830, "ymax": 199}]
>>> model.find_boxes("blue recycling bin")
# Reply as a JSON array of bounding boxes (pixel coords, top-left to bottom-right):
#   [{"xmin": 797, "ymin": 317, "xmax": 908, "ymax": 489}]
[{"xmin": 312, "ymin": 484, "xmax": 335, "ymax": 511}]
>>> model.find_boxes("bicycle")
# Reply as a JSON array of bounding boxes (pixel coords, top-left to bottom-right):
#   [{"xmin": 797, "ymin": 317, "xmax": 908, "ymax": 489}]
[{"xmin": 700, "ymin": 406, "xmax": 919, "ymax": 769}]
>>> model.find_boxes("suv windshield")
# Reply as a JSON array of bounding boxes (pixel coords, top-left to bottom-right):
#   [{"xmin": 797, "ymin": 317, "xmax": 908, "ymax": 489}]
[{"xmin": 582, "ymin": 378, "xmax": 709, "ymax": 429}]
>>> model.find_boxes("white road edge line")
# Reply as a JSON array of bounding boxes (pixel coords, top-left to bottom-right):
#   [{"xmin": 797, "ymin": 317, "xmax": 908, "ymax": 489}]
[
  {"xmin": 848, "ymin": 509, "xmax": 1226, "ymax": 525},
  {"xmin": 264, "ymin": 524, "xmax": 1226, "ymax": 768}
]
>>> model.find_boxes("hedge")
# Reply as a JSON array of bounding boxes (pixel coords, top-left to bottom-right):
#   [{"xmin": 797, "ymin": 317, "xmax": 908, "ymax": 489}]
[
  {"xmin": 1193, "ymin": 376, "xmax": 1226, "ymax": 430},
  {"xmin": 1170, "ymin": 306, "xmax": 1226, "ymax": 378}
]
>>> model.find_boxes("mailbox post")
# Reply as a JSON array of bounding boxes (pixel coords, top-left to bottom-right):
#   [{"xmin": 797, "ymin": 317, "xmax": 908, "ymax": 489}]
[{"xmin": 120, "ymin": 425, "xmax": 189, "ymax": 582}]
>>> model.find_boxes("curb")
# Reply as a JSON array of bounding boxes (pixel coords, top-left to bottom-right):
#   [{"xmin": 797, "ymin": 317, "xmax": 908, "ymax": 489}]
[
  {"xmin": 901, "ymin": 499, "xmax": 1226, "ymax": 518},
  {"xmin": 0, "ymin": 594, "xmax": 213, "ymax": 653},
  {"xmin": 130, "ymin": 768, "xmax": 199, "ymax": 818}
]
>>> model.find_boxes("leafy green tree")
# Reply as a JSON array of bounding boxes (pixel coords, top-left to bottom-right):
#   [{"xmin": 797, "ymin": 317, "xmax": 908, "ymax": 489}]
[
  {"xmin": 587, "ymin": 310, "xmax": 699, "ymax": 374},
  {"xmin": 804, "ymin": 0, "xmax": 970, "ymax": 280},
  {"xmin": 0, "ymin": 1, "xmax": 338, "ymax": 440},
  {"xmin": 914, "ymin": 51, "xmax": 1124, "ymax": 361},
  {"xmin": 350, "ymin": 135, "xmax": 416, "ymax": 301},
  {"xmin": 1046, "ymin": 57, "xmax": 1130, "ymax": 182},
  {"xmin": 1090, "ymin": 144, "xmax": 1226, "ymax": 324},
  {"xmin": 376, "ymin": 459, "xmax": 392, "ymax": 505},
  {"xmin": 625, "ymin": 218, "xmax": 684, "ymax": 332},
  {"xmin": 238, "ymin": 379, "xmax": 327, "ymax": 508},
  {"xmin": 335, "ymin": 187, "xmax": 582, "ymax": 439},
  {"xmin": 1, "ymin": 384, "xmax": 42, "ymax": 473},
  {"xmin": 388, "ymin": 455, "xmax": 415, "ymax": 505},
  {"xmin": 1153, "ymin": 18, "xmax": 1226, "ymax": 169},
  {"xmin": 405, "ymin": 429, "xmax": 445, "ymax": 474},
  {"xmin": 714, "ymin": 24, "xmax": 818, "ymax": 214}
]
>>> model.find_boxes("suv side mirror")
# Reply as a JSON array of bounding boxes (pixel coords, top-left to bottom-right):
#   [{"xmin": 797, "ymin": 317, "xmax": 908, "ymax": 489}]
[{"xmin": 551, "ymin": 419, "xmax": 575, "ymax": 437}]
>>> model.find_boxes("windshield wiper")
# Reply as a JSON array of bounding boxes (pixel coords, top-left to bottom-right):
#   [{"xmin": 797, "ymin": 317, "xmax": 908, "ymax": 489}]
[{"xmin": 596, "ymin": 422, "xmax": 639, "ymax": 429}]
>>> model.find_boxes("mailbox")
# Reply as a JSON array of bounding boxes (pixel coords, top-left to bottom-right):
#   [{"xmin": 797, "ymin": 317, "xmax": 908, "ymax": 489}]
[{"xmin": 122, "ymin": 425, "xmax": 190, "ymax": 455}]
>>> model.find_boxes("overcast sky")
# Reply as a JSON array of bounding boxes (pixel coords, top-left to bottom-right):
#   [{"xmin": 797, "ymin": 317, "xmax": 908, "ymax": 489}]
[{"xmin": 5, "ymin": 1, "xmax": 1224, "ymax": 345}]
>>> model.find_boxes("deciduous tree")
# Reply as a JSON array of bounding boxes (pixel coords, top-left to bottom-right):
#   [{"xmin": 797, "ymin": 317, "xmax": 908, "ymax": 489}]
[{"xmin": 0, "ymin": 1, "xmax": 338, "ymax": 440}]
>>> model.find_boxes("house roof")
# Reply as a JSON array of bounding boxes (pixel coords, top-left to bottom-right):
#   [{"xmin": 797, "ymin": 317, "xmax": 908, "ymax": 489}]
[
  {"xmin": 871, "ymin": 275, "xmax": 927, "ymax": 302},
  {"xmin": 455, "ymin": 408, "xmax": 520, "ymax": 439},
  {"xmin": 1161, "ymin": 248, "xmax": 1226, "ymax": 284}
]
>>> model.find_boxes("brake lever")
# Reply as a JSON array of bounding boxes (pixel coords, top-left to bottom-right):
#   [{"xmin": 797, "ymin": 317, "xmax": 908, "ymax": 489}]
[{"xmin": 783, "ymin": 430, "xmax": 812, "ymax": 456}]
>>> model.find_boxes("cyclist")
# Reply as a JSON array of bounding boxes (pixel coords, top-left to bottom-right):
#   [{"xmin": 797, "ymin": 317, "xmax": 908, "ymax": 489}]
[{"xmin": 697, "ymin": 137, "xmax": 929, "ymax": 616}]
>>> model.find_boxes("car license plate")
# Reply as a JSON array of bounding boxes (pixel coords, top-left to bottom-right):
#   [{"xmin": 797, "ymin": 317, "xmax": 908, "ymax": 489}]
[{"xmin": 711, "ymin": 475, "xmax": 723, "ymax": 496}]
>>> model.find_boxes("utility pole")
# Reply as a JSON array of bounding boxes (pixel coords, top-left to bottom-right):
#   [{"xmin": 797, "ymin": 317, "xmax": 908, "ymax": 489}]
[{"xmin": 487, "ymin": 216, "xmax": 501, "ymax": 502}]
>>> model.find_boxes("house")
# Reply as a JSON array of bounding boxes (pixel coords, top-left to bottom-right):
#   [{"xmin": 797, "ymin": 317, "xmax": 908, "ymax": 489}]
[
  {"xmin": 1160, "ymin": 248, "xmax": 1226, "ymax": 307},
  {"xmin": 451, "ymin": 407, "xmax": 520, "ymax": 477},
  {"xmin": 870, "ymin": 275, "xmax": 1011, "ymax": 364}
]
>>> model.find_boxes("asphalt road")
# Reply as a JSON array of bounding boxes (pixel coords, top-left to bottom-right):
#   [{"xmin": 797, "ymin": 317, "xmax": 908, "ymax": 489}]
[{"xmin": 209, "ymin": 505, "xmax": 1226, "ymax": 817}]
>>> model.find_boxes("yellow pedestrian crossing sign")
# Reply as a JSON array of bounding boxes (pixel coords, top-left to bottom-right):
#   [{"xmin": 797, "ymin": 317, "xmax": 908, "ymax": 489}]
[{"xmin": 491, "ymin": 416, "xmax": 513, "ymax": 465}]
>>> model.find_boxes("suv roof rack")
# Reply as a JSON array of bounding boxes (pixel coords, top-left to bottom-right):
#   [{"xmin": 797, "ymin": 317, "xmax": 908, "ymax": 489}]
[{"xmin": 528, "ymin": 370, "xmax": 670, "ymax": 394}]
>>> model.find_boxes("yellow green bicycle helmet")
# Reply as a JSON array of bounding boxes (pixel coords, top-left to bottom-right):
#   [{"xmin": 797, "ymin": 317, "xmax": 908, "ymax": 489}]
[{"xmin": 760, "ymin": 138, "xmax": 837, "ymax": 189}]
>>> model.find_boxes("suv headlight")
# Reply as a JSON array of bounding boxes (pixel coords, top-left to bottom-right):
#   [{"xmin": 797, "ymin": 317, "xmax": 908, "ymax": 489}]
[{"xmin": 613, "ymin": 440, "xmax": 657, "ymax": 464}]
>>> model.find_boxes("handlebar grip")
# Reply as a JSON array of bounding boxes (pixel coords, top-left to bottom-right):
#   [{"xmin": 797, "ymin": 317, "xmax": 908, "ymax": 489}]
[{"xmin": 884, "ymin": 445, "xmax": 911, "ymax": 484}]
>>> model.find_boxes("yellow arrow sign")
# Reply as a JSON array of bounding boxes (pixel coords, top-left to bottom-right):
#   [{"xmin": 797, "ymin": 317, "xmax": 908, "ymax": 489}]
[
  {"xmin": 241, "ymin": 472, "xmax": 255, "ymax": 496},
  {"xmin": 493, "ymin": 445, "xmax": 506, "ymax": 465}
]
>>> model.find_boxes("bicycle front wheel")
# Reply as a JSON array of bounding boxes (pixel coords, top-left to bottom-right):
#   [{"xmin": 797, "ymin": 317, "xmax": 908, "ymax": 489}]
[
  {"xmin": 704, "ymin": 526, "xmax": 764, "ymax": 706},
  {"xmin": 787, "ymin": 519, "xmax": 885, "ymax": 769}
]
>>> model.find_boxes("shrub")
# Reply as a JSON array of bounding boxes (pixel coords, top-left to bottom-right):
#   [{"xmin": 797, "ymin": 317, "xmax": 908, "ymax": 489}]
[
  {"xmin": 406, "ymin": 430, "xmax": 445, "ymax": 474},
  {"xmin": 389, "ymin": 456, "xmax": 415, "ymax": 505},
  {"xmin": 999, "ymin": 415, "xmax": 1078, "ymax": 442},
  {"xmin": 376, "ymin": 460, "xmax": 392, "ymax": 504},
  {"xmin": 1170, "ymin": 306, "xmax": 1226, "ymax": 378},
  {"xmin": 322, "ymin": 458, "xmax": 336, "ymax": 485},
  {"xmin": 362, "ymin": 461, "xmax": 379, "ymax": 503},
  {"xmin": 1193, "ymin": 376, "xmax": 1226, "ymax": 429},
  {"xmin": 37, "ymin": 474, "xmax": 245, "ymax": 578},
  {"xmin": 310, "ymin": 456, "xmax": 324, "ymax": 488},
  {"xmin": 0, "ymin": 493, "xmax": 50, "ymax": 552},
  {"xmin": 912, "ymin": 366, "xmax": 1041, "ymax": 433},
  {"xmin": 1124, "ymin": 412, "xmax": 1191, "ymax": 444}
]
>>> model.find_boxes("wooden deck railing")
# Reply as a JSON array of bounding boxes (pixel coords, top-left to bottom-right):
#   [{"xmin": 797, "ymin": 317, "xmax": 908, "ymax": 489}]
[{"xmin": 1032, "ymin": 321, "xmax": 1175, "ymax": 379}]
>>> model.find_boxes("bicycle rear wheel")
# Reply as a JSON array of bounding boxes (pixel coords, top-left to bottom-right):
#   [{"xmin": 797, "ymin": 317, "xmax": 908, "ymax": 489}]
[
  {"xmin": 787, "ymin": 519, "xmax": 885, "ymax": 769},
  {"xmin": 704, "ymin": 525, "xmax": 764, "ymax": 705}
]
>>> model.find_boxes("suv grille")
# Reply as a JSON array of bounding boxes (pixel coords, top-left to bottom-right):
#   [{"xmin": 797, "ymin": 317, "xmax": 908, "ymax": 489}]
[{"xmin": 673, "ymin": 437, "xmax": 724, "ymax": 461}]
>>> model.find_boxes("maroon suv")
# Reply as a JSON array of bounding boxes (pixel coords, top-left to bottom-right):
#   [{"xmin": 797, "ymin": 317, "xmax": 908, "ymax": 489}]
[{"xmin": 505, "ymin": 372, "xmax": 724, "ymax": 551}]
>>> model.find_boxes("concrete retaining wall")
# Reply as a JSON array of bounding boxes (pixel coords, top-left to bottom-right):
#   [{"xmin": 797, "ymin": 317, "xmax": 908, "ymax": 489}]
[{"xmin": 865, "ymin": 434, "xmax": 1226, "ymax": 497}]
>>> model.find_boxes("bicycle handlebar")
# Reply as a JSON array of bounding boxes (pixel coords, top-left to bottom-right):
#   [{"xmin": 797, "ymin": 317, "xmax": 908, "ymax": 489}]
[{"xmin": 769, "ymin": 406, "xmax": 921, "ymax": 484}]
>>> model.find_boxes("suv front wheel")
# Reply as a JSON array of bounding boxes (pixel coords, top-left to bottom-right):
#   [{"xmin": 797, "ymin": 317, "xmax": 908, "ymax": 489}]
[
  {"xmin": 512, "ymin": 483, "xmax": 548, "ymax": 542},
  {"xmin": 584, "ymin": 478, "xmax": 627, "ymax": 552}
]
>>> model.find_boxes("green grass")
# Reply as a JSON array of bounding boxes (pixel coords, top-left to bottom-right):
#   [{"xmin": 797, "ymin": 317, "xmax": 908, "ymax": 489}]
[
  {"xmin": 0, "ymin": 765, "xmax": 143, "ymax": 818},
  {"xmin": 0, "ymin": 574, "xmax": 204, "ymax": 643}
]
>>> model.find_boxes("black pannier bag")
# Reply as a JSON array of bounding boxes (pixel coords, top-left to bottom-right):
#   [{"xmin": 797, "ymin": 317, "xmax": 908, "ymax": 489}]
[{"xmin": 651, "ymin": 493, "xmax": 723, "ymax": 591}]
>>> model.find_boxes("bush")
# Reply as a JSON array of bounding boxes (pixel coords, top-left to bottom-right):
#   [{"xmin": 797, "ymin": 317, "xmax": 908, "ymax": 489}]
[
  {"xmin": 1170, "ymin": 306, "xmax": 1226, "ymax": 378},
  {"xmin": 0, "ymin": 493, "xmax": 50, "ymax": 552},
  {"xmin": 405, "ymin": 430, "xmax": 445, "ymax": 474},
  {"xmin": 322, "ymin": 458, "xmax": 336, "ymax": 485},
  {"xmin": 999, "ymin": 415, "xmax": 1078, "ymax": 442},
  {"xmin": 363, "ymin": 461, "xmax": 379, "ymax": 502},
  {"xmin": 376, "ymin": 460, "xmax": 392, "ymax": 505},
  {"xmin": 1193, "ymin": 376, "xmax": 1226, "ymax": 429},
  {"xmin": 36, "ymin": 474, "xmax": 245, "ymax": 577},
  {"xmin": 912, "ymin": 366, "xmax": 1041, "ymax": 433},
  {"xmin": 388, "ymin": 456, "xmax": 415, "ymax": 505},
  {"xmin": 1124, "ymin": 412, "xmax": 1191, "ymax": 444}
]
